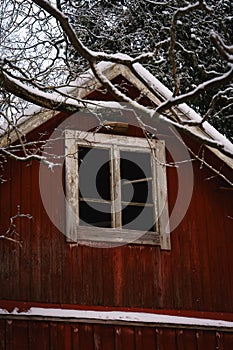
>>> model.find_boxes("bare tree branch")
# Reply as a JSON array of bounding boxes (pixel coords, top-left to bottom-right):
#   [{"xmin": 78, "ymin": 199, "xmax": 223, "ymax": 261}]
[
  {"xmin": 0, "ymin": 0, "xmax": 232, "ymax": 169},
  {"xmin": 156, "ymin": 64, "xmax": 233, "ymax": 114},
  {"xmin": 0, "ymin": 206, "xmax": 32, "ymax": 247}
]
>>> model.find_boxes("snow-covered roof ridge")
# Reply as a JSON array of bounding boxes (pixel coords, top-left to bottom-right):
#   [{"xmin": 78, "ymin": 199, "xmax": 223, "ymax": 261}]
[
  {"xmin": 133, "ymin": 63, "xmax": 233, "ymax": 156},
  {"xmin": 1, "ymin": 61, "xmax": 233, "ymax": 169}
]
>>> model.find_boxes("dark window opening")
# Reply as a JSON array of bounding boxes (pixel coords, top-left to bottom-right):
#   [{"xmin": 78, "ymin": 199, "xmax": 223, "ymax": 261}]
[
  {"xmin": 78, "ymin": 146, "xmax": 111, "ymax": 200},
  {"xmin": 79, "ymin": 201, "xmax": 112, "ymax": 228},
  {"xmin": 120, "ymin": 151, "xmax": 154, "ymax": 230},
  {"xmin": 78, "ymin": 146, "xmax": 111, "ymax": 227},
  {"xmin": 122, "ymin": 205, "xmax": 155, "ymax": 231},
  {"xmin": 78, "ymin": 146, "xmax": 156, "ymax": 232}
]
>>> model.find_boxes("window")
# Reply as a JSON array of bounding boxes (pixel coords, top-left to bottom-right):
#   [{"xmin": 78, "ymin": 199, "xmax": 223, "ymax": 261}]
[{"xmin": 65, "ymin": 130, "xmax": 170, "ymax": 249}]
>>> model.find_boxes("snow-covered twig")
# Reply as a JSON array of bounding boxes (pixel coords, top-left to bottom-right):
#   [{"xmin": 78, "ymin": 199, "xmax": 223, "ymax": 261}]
[
  {"xmin": 156, "ymin": 64, "xmax": 233, "ymax": 115},
  {"xmin": 0, "ymin": 205, "xmax": 32, "ymax": 247}
]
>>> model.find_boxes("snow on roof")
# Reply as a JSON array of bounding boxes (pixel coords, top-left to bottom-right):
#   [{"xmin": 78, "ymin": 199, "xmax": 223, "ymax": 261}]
[
  {"xmin": 0, "ymin": 307, "xmax": 233, "ymax": 329},
  {"xmin": 133, "ymin": 63, "xmax": 233, "ymax": 158},
  {"xmin": 1, "ymin": 61, "xmax": 233, "ymax": 168}
]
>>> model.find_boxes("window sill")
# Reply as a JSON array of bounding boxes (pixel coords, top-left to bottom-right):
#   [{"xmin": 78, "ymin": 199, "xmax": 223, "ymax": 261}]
[{"xmin": 66, "ymin": 226, "xmax": 161, "ymax": 246}]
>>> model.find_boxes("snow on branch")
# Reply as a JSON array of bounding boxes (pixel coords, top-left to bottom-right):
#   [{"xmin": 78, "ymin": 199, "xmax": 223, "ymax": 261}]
[
  {"xmin": 211, "ymin": 32, "xmax": 233, "ymax": 63},
  {"xmin": 168, "ymin": 0, "xmax": 211, "ymax": 96},
  {"xmin": 0, "ymin": 67, "xmax": 83, "ymax": 113},
  {"xmin": 156, "ymin": 64, "xmax": 233, "ymax": 115},
  {"xmin": 0, "ymin": 205, "xmax": 32, "ymax": 246}
]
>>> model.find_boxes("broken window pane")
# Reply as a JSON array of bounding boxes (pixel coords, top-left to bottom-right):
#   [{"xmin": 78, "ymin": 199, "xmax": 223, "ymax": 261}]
[
  {"xmin": 120, "ymin": 151, "xmax": 153, "ymax": 203},
  {"xmin": 78, "ymin": 146, "xmax": 111, "ymax": 200},
  {"xmin": 120, "ymin": 151, "xmax": 155, "ymax": 231}
]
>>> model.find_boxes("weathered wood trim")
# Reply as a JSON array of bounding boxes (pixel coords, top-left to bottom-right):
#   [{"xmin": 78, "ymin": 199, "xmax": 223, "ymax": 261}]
[
  {"xmin": 1, "ymin": 315, "xmax": 233, "ymax": 332},
  {"xmin": 156, "ymin": 140, "xmax": 171, "ymax": 250},
  {"xmin": 65, "ymin": 130, "xmax": 79, "ymax": 242},
  {"xmin": 65, "ymin": 131, "xmax": 170, "ymax": 248},
  {"xmin": 73, "ymin": 130, "xmax": 154, "ymax": 148},
  {"xmin": 1, "ymin": 307, "xmax": 233, "ymax": 331},
  {"xmin": 113, "ymin": 145, "xmax": 121, "ymax": 228},
  {"xmin": 0, "ymin": 109, "xmax": 57, "ymax": 148},
  {"xmin": 68, "ymin": 226, "xmax": 161, "ymax": 246}
]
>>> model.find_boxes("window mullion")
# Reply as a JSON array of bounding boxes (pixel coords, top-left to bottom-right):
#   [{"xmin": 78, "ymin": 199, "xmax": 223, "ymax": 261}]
[
  {"xmin": 112, "ymin": 145, "xmax": 121, "ymax": 228},
  {"xmin": 151, "ymin": 148, "xmax": 159, "ymax": 233}
]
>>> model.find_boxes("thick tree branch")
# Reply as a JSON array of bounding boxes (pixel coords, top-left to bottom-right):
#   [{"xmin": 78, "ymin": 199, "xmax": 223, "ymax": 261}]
[
  {"xmin": 0, "ymin": 0, "xmax": 232, "ymax": 171},
  {"xmin": 0, "ymin": 68, "xmax": 80, "ymax": 113}
]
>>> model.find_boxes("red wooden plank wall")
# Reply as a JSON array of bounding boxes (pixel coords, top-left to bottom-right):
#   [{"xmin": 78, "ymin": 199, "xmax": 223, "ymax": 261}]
[
  {"xmin": 0, "ymin": 319, "xmax": 233, "ymax": 350},
  {"xmin": 0, "ymin": 107, "xmax": 232, "ymax": 313}
]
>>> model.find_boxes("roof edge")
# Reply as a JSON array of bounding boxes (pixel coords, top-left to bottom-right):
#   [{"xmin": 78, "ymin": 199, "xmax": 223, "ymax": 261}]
[{"xmin": 1, "ymin": 61, "xmax": 232, "ymax": 170}]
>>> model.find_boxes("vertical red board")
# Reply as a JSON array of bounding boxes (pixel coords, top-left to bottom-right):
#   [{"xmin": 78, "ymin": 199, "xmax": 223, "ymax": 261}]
[
  {"xmin": 196, "ymin": 330, "xmax": 217, "ymax": 350},
  {"xmin": 20, "ymin": 162, "xmax": 33, "ymax": 301},
  {"xmin": 78, "ymin": 323, "xmax": 94, "ymax": 350},
  {"xmin": 134, "ymin": 326, "xmax": 157, "ymax": 350},
  {"xmin": 5, "ymin": 320, "xmax": 13, "ymax": 350},
  {"xmin": 122, "ymin": 246, "xmax": 135, "ymax": 306},
  {"xmin": 92, "ymin": 249, "xmax": 104, "ymax": 306},
  {"xmin": 9, "ymin": 159, "xmax": 21, "ymax": 300},
  {"xmin": 222, "ymin": 332, "xmax": 233, "ymax": 349},
  {"xmin": 6, "ymin": 320, "xmax": 28, "ymax": 350},
  {"xmin": 70, "ymin": 323, "xmax": 80, "ymax": 349},
  {"xmin": 49, "ymin": 322, "xmax": 58, "ymax": 350},
  {"xmin": 0, "ymin": 319, "xmax": 6, "ymax": 350},
  {"xmin": 156, "ymin": 328, "xmax": 176, "ymax": 350},
  {"xmin": 220, "ymin": 189, "xmax": 233, "ymax": 310},
  {"xmin": 176, "ymin": 329, "xmax": 197, "ymax": 350},
  {"xmin": 93, "ymin": 324, "xmax": 115, "ymax": 350},
  {"xmin": 49, "ymin": 136, "xmax": 64, "ymax": 303},
  {"xmin": 114, "ymin": 325, "xmax": 122, "ymax": 350},
  {"xmin": 116, "ymin": 326, "xmax": 135, "ymax": 349},
  {"xmin": 62, "ymin": 240, "xmax": 76, "ymax": 303},
  {"xmin": 102, "ymin": 247, "xmax": 115, "ymax": 306},
  {"xmin": 66, "ymin": 245, "xmax": 83, "ymax": 304},
  {"xmin": 188, "ymin": 167, "xmax": 203, "ymax": 311},
  {"xmin": 81, "ymin": 246, "xmax": 94, "ymax": 305},
  {"xmin": 215, "ymin": 332, "xmax": 224, "ymax": 350},
  {"xmin": 28, "ymin": 321, "xmax": 50, "ymax": 350},
  {"xmin": 61, "ymin": 322, "xmax": 72, "ymax": 350},
  {"xmin": 28, "ymin": 162, "xmax": 43, "ymax": 301},
  {"xmin": 201, "ymin": 172, "xmax": 217, "ymax": 310},
  {"xmin": 0, "ymin": 159, "xmax": 18, "ymax": 300},
  {"xmin": 49, "ymin": 322, "xmax": 67, "ymax": 350},
  {"xmin": 131, "ymin": 246, "xmax": 143, "ymax": 307},
  {"xmin": 141, "ymin": 327, "xmax": 157, "ymax": 349},
  {"xmin": 39, "ymin": 162, "xmax": 53, "ymax": 302}
]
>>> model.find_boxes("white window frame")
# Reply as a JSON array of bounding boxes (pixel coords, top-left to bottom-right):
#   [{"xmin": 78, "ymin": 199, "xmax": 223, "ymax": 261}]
[{"xmin": 65, "ymin": 130, "xmax": 171, "ymax": 249}]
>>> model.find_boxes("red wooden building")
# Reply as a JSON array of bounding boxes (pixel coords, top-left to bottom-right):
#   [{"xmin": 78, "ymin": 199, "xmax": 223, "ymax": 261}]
[{"xmin": 0, "ymin": 63, "xmax": 233, "ymax": 349}]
